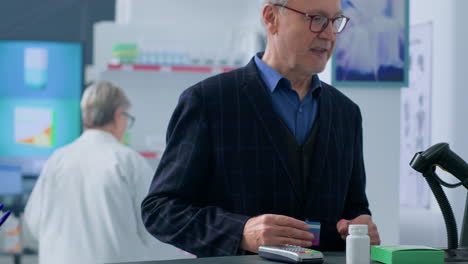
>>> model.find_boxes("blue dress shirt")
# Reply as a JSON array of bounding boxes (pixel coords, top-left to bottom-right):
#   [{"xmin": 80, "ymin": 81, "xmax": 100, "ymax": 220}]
[{"xmin": 254, "ymin": 55, "xmax": 322, "ymax": 145}]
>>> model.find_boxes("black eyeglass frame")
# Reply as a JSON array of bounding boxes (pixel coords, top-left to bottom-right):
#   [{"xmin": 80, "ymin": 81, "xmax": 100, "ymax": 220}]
[
  {"xmin": 121, "ymin": 111, "xmax": 136, "ymax": 129},
  {"xmin": 273, "ymin": 4, "xmax": 350, "ymax": 34}
]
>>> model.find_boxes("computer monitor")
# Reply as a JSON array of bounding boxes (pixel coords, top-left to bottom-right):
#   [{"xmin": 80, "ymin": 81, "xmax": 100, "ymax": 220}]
[
  {"xmin": 0, "ymin": 165, "xmax": 22, "ymax": 195},
  {"xmin": 0, "ymin": 40, "xmax": 83, "ymax": 197}
]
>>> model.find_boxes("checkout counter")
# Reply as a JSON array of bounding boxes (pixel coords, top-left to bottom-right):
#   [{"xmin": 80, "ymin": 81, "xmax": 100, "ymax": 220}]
[
  {"xmin": 112, "ymin": 253, "xmax": 366, "ymax": 264},
  {"xmin": 110, "ymin": 252, "xmax": 464, "ymax": 264}
]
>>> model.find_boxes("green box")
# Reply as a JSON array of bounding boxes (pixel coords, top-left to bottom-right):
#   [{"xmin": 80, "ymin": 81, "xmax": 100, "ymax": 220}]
[
  {"xmin": 371, "ymin": 245, "xmax": 444, "ymax": 264},
  {"xmin": 112, "ymin": 44, "xmax": 138, "ymax": 64}
]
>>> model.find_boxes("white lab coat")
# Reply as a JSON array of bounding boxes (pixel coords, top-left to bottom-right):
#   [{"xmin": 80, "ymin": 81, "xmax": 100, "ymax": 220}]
[{"xmin": 24, "ymin": 129, "xmax": 172, "ymax": 264}]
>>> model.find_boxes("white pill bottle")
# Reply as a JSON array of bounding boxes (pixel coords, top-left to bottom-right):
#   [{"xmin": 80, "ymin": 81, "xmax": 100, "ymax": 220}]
[{"xmin": 346, "ymin": 224, "xmax": 370, "ymax": 264}]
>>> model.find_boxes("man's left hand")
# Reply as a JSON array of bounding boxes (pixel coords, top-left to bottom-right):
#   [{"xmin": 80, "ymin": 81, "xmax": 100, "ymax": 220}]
[{"xmin": 336, "ymin": 215, "xmax": 381, "ymax": 245}]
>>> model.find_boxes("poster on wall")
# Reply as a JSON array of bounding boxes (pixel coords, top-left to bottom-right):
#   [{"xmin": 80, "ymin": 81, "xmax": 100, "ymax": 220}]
[
  {"xmin": 332, "ymin": 0, "xmax": 409, "ymax": 87},
  {"xmin": 399, "ymin": 23, "xmax": 433, "ymax": 208}
]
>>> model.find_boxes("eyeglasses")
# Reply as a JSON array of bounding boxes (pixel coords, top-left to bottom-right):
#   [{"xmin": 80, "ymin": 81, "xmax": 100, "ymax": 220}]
[
  {"xmin": 121, "ymin": 111, "xmax": 135, "ymax": 129},
  {"xmin": 274, "ymin": 4, "xmax": 350, "ymax": 34}
]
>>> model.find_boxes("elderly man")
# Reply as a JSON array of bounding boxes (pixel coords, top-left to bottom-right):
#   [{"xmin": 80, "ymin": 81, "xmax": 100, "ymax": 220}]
[
  {"xmin": 142, "ymin": 0, "xmax": 380, "ymax": 257},
  {"xmin": 25, "ymin": 82, "xmax": 159, "ymax": 264}
]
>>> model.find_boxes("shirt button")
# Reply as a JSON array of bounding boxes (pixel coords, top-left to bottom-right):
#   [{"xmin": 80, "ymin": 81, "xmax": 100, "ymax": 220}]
[{"xmin": 299, "ymin": 108, "xmax": 303, "ymax": 113}]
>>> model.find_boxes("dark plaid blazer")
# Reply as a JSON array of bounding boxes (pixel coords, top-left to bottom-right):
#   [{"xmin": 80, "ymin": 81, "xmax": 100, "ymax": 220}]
[{"xmin": 141, "ymin": 58, "xmax": 371, "ymax": 257}]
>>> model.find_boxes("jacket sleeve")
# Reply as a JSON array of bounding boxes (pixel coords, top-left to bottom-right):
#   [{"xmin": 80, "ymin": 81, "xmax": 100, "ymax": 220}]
[
  {"xmin": 342, "ymin": 106, "xmax": 372, "ymax": 219},
  {"xmin": 130, "ymin": 153, "xmax": 159, "ymax": 246},
  {"xmin": 141, "ymin": 86, "xmax": 250, "ymax": 257}
]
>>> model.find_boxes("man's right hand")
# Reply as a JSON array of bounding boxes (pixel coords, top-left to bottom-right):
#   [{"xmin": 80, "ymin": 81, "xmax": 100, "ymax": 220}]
[{"xmin": 240, "ymin": 214, "xmax": 314, "ymax": 253}]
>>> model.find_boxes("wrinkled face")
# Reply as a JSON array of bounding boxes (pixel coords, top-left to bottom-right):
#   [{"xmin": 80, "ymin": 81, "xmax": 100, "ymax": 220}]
[{"xmin": 273, "ymin": 0, "xmax": 342, "ymax": 74}]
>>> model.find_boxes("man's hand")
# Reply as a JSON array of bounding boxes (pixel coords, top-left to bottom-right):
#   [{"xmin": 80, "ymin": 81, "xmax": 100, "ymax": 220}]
[
  {"xmin": 336, "ymin": 215, "xmax": 381, "ymax": 245},
  {"xmin": 240, "ymin": 214, "xmax": 314, "ymax": 253}
]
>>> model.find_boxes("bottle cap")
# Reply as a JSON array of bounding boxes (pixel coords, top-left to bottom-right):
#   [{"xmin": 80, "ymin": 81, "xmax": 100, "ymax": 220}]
[{"xmin": 349, "ymin": 224, "xmax": 368, "ymax": 235}]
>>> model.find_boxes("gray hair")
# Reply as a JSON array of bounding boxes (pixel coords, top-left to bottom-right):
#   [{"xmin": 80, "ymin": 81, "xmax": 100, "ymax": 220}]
[
  {"xmin": 264, "ymin": 0, "xmax": 288, "ymax": 5},
  {"xmin": 264, "ymin": 0, "xmax": 289, "ymax": 13},
  {"xmin": 81, "ymin": 81, "xmax": 131, "ymax": 128}
]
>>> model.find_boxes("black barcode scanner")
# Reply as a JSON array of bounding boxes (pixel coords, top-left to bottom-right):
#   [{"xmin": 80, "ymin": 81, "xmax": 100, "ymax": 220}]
[
  {"xmin": 410, "ymin": 143, "xmax": 468, "ymax": 188},
  {"xmin": 410, "ymin": 142, "xmax": 468, "ymax": 261}
]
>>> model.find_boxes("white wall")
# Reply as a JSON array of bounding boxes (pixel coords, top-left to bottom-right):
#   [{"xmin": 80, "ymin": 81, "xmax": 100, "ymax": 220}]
[
  {"xmin": 452, "ymin": 0, "xmax": 468, "ymax": 233},
  {"xmin": 321, "ymin": 60, "xmax": 400, "ymax": 246},
  {"xmin": 339, "ymin": 86, "xmax": 401, "ymax": 246}
]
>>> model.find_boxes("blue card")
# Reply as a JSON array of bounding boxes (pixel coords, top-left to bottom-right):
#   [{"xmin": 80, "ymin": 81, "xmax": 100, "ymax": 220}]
[{"xmin": 305, "ymin": 221, "xmax": 321, "ymax": 246}]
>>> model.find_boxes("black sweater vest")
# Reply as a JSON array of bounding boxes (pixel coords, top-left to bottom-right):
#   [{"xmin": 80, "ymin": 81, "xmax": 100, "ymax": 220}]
[{"xmin": 277, "ymin": 115, "xmax": 320, "ymax": 202}]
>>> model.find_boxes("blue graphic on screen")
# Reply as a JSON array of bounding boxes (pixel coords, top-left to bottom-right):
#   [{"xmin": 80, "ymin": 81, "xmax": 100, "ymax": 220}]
[{"xmin": 0, "ymin": 41, "xmax": 82, "ymax": 177}]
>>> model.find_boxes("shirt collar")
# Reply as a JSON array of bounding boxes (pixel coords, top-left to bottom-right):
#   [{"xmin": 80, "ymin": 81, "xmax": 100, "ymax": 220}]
[
  {"xmin": 81, "ymin": 129, "xmax": 119, "ymax": 143},
  {"xmin": 254, "ymin": 52, "xmax": 322, "ymax": 95},
  {"xmin": 254, "ymin": 54, "xmax": 283, "ymax": 93}
]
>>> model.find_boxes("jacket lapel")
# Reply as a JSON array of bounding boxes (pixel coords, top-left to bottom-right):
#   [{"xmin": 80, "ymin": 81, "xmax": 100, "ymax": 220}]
[{"xmin": 240, "ymin": 59, "xmax": 302, "ymax": 202}]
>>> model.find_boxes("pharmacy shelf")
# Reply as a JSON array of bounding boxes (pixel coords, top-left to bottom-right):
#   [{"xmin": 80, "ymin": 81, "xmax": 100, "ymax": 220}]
[
  {"xmin": 107, "ymin": 64, "xmax": 237, "ymax": 73},
  {"xmin": 100, "ymin": 65, "xmax": 226, "ymax": 156}
]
